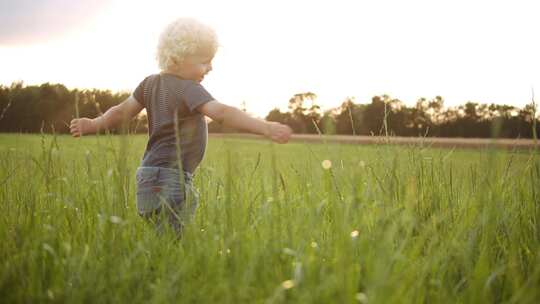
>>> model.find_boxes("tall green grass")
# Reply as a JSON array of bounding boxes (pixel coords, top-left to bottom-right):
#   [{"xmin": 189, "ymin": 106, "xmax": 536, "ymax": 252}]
[{"xmin": 0, "ymin": 133, "xmax": 538, "ymax": 303}]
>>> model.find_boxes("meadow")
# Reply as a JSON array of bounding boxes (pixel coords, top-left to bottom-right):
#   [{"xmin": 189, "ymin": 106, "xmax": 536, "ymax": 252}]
[{"xmin": 0, "ymin": 133, "xmax": 538, "ymax": 303}]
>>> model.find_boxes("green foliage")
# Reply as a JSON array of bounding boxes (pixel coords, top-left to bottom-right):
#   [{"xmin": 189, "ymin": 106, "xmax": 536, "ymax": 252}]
[
  {"xmin": 0, "ymin": 82, "xmax": 146, "ymax": 134},
  {"xmin": 266, "ymin": 94, "xmax": 540, "ymax": 138},
  {"xmin": 0, "ymin": 134, "xmax": 539, "ymax": 303}
]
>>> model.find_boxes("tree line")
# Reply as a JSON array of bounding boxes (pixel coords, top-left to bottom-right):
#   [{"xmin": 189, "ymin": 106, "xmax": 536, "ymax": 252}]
[
  {"xmin": 0, "ymin": 82, "xmax": 146, "ymax": 134},
  {"xmin": 259, "ymin": 92, "xmax": 538, "ymax": 138},
  {"xmin": 1, "ymin": 82, "xmax": 538, "ymax": 138}
]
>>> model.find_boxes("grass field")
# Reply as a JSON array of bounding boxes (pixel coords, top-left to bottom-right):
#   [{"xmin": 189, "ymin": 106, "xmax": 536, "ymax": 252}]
[{"xmin": 0, "ymin": 133, "xmax": 539, "ymax": 303}]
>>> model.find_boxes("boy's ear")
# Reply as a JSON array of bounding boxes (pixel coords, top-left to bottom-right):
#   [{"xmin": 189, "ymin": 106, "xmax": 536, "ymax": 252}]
[{"xmin": 171, "ymin": 58, "xmax": 185, "ymax": 69}]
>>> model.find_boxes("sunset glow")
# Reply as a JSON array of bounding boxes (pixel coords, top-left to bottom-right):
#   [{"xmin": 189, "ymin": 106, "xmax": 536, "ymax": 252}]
[{"xmin": 1, "ymin": 0, "xmax": 539, "ymax": 117}]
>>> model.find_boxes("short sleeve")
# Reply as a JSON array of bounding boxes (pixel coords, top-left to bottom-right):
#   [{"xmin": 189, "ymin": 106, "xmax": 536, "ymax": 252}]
[
  {"xmin": 132, "ymin": 78, "xmax": 146, "ymax": 106},
  {"xmin": 183, "ymin": 82, "xmax": 215, "ymax": 112}
]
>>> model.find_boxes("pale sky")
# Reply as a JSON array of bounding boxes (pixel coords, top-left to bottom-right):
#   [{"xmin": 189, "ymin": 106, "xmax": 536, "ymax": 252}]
[{"xmin": 1, "ymin": 0, "xmax": 539, "ymax": 117}]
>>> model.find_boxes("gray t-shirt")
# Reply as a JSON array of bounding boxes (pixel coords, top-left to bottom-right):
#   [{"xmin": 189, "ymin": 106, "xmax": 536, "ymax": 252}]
[{"xmin": 132, "ymin": 73, "xmax": 214, "ymax": 173}]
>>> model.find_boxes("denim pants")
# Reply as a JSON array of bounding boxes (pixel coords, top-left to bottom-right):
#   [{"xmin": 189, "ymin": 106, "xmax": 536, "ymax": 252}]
[{"xmin": 135, "ymin": 166, "xmax": 199, "ymax": 234}]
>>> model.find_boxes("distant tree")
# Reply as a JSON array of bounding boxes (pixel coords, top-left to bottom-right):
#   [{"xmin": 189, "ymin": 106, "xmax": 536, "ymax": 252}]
[
  {"xmin": 333, "ymin": 97, "xmax": 358, "ymax": 135},
  {"xmin": 0, "ymin": 82, "xmax": 134, "ymax": 134},
  {"xmin": 363, "ymin": 95, "xmax": 387, "ymax": 135},
  {"xmin": 266, "ymin": 108, "xmax": 292, "ymax": 125},
  {"xmin": 286, "ymin": 92, "xmax": 320, "ymax": 133}
]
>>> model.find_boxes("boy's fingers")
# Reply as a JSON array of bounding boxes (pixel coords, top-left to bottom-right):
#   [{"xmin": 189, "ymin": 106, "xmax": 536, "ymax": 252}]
[{"xmin": 70, "ymin": 124, "xmax": 81, "ymax": 137}]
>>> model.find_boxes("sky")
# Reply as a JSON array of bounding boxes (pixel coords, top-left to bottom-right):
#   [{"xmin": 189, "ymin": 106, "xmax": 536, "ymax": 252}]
[{"xmin": 0, "ymin": 0, "xmax": 539, "ymax": 117}]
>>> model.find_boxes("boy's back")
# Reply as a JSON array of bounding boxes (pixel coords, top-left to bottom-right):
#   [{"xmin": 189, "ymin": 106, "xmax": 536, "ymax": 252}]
[{"xmin": 133, "ymin": 73, "xmax": 215, "ymax": 173}]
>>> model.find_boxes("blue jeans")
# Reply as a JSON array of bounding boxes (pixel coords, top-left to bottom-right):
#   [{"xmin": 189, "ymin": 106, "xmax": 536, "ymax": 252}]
[{"xmin": 135, "ymin": 166, "xmax": 199, "ymax": 234}]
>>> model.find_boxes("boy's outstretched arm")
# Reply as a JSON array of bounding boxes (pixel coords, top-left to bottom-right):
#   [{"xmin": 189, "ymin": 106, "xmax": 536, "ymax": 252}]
[
  {"xmin": 70, "ymin": 96, "xmax": 144, "ymax": 137},
  {"xmin": 198, "ymin": 100, "xmax": 292, "ymax": 143}
]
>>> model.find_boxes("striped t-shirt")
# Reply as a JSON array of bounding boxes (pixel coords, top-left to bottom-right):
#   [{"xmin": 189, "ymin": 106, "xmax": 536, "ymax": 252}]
[{"xmin": 132, "ymin": 73, "xmax": 214, "ymax": 173}]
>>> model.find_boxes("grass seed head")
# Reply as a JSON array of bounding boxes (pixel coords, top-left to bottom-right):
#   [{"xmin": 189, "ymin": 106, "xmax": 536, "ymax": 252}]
[
  {"xmin": 322, "ymin": 160, "xmax": 332, "ymax": 169},
  {"xmin": 110, "ymin": 215, "xmax": 123, "ymax": 224},
  {"xmin": 281, "ymin": 280, "xmax": 295, "ymax": 289},
  {"xmin": 355, "ymin": 292, "xmax": 368, "ymax": 303}
]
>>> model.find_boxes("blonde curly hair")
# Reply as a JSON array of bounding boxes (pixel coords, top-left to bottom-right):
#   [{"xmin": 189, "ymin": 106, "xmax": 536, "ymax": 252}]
[{"xmin": 156, "ymin": 18, "xmax": 219, "ymax": 71}]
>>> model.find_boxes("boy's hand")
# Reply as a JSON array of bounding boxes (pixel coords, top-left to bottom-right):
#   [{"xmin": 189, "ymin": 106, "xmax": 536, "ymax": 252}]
[
  {"xmin": 265, "ymin": 122, "xmax": 292, "ymax": 144},
  {"xmin": 70, "ymin": 118, "xmax": 97, "ymax": 137}
]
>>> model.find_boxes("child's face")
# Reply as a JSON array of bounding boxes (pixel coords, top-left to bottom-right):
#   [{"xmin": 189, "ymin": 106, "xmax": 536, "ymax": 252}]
[{"xmin": 178, "ymin": 52, "xmax": 214, "ymax": 83}]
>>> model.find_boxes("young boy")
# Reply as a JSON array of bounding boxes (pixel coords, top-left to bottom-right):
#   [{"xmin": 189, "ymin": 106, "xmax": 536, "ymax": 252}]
[{"xmin": 70, "ymin": 18, "xmax": 292, "ymax": 233}]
